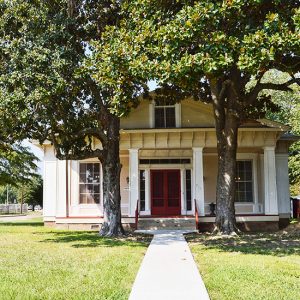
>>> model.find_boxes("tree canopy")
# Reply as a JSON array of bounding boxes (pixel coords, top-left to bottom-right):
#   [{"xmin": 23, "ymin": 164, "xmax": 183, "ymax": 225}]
[
  {"xmin": 0, "ymin": 0, "xmax": 149, "ymax": 236},
  {"xmin": 0, "ymin": 143, "xmax": 38, "ymax": 186},
  {"xmin": 1, "ymin": 0, "xmax": 299, "ymax": 234},
  {"xmin": 121, "ymin": 0, "xmax": 300, "ymax": 233}
]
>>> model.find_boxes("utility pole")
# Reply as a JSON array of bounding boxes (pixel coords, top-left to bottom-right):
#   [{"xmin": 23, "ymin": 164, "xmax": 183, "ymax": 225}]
[{"xmin": 6, "ymin": 185, "xmax": 9, "ymax": 205}]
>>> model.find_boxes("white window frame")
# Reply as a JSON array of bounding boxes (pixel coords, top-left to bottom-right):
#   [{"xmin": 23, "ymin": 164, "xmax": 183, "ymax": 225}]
[
  {"xmin": 73, "ymin": 160, "xmax": 103, "ymax": 208},
  {"xmin": 235, "ymin": 160, "xmax": 254, "ymax": 203},
  {"xmin": 149, "ymin": 100, "xmax": 181, "ymax": 128},
  {"xmin": 78, "ymin": 162, "xmax": 102, "ymax": 205}
]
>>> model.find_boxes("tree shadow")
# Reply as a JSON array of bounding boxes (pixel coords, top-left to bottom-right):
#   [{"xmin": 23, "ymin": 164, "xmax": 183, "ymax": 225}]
[
  {"xmin": 186, "ymin": 232, "xmax": 300, "ymax": 257},
  {"xmin": 40, "ymin": 231, "xmax": 152, "ymax": 248}
]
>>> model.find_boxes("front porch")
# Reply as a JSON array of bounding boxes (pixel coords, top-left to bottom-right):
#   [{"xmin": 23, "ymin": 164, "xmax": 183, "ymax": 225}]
[{"xmin": 125, "ymin": 144, "xmax": 281, "ymax": 220}]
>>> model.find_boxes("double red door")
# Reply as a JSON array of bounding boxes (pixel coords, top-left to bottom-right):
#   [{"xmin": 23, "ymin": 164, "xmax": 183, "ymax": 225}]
[{"xmin": 151, "ymin": 170, "xmax": 181, "ymax": 216}]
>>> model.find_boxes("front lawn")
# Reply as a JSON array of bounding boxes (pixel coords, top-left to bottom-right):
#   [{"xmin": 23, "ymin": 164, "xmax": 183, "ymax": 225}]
[
  {"xmin": 188, "ymin": 229, "xmax": 300, "ymax": 300},
  {"xmin": 0, "ymin": 220, "xmax": 150, "ymax": 300}
]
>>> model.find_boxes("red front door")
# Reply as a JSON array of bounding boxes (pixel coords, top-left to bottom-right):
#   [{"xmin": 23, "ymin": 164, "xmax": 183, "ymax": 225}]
[{"xmin": 151, "ymin": 170, "xmax": 181, "ymax": 216}]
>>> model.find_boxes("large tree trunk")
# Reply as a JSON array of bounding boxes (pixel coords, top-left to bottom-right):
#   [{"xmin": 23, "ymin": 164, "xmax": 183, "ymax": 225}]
[
  {"xmin": 99, "ymin": 116, "xmax": 124, "ymax": 237},
  {"xmin": 214, "ymin": 112, "xmax": 239, "ymax": 234},
  {"xmin": 211, "ymin": 78, "xmax": 240, "ymax": 235}
]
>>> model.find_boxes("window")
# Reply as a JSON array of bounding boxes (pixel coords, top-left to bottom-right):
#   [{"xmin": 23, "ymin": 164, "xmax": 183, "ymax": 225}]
[
  {"xmin": 139, "ymin": 170, "xmax": 146, "ymax": 211},
  {"xmin": 185, "ymin": 170, "xmax": 192, "ymax": 211},
  {"xmin": 79, "ymin": 163, "xmax": 100, "ymax": 204},
  {"xmin": 139, "ymin": 159, "xmax": 191, "ymax": 164},
  {"xmin": 154, "ymin": 100, "xmax": 176, "ymax": 128},
  {"xmin": 235, "ymin": 161, "xmax": 253, "ymax": 202}
]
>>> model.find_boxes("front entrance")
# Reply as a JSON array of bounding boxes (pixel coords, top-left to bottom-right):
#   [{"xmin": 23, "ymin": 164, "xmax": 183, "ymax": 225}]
[{"xmin": 151, "ymin": 170, "xmax": 181, "ymax": 216}]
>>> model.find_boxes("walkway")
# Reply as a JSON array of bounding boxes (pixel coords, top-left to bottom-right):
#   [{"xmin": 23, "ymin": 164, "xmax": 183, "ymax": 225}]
[
  {"xmin": 129, "ymin": 230, "xmax": 210, "ymax": 300},
  {"xmin": 0, "ymin": 213, "xmax": 42, "ymax": 222}
]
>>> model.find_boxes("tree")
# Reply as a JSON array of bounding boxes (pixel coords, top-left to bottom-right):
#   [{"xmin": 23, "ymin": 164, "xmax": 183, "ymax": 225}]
[
  {"xmin": 0, "ymin": 185, "xmax": 17, "ymax": 204},
  {"xmin": 0, "ymin": 143, "xmax": 38, "ymax": 186},
  {"xmin": 126, "ymin": 0, "xmax": 300, "ymax": 234},
  {"xmin": 0, "ymin": 1, "xmax": 146, "ymax": 236},
  {"xmin": 14, "ymin": 175, "xmax": 43, "ymax": 211},
  {"xmin": 265, "ymin": 70, "xmax": 300, "ymax": 196}
]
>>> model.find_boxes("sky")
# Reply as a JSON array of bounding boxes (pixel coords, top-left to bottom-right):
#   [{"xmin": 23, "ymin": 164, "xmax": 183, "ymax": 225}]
[{"xmin": 23, "ymin": 140, "xmax": 44, "ymax": 175}]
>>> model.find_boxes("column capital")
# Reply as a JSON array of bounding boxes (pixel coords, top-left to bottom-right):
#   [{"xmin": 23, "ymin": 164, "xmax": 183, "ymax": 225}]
[
  {"xmin": 263, "ymin": 146, "xmax": 276, "ymax": 151},
  {"xmin": 192, "ymin": 147, "xmax": 204, "ymax": 153},
  {"xmin": 129, "ymin": 148, "xmax": 139, "ymax": 154}
]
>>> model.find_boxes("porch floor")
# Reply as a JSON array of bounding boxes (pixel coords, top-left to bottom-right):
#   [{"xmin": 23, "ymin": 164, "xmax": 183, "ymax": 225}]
[{"xmin": 129, "ymin": 230, "xmax": 210, "ymax": 300}]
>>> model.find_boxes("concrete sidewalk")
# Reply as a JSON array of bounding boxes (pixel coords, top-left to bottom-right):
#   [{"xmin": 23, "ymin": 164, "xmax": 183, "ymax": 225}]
[
  {"xmin": 0, "ymin": 213, "xmax": 42, "ymax": 222},
  {"xmin": 129, "ymin": 230, "xmax": 210, "ymax": 300}
]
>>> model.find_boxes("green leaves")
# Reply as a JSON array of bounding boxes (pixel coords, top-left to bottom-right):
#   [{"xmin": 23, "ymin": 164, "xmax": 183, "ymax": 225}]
[{"xmin": 0, "ymin": 143, "xmax": 38, "ymax": 186}]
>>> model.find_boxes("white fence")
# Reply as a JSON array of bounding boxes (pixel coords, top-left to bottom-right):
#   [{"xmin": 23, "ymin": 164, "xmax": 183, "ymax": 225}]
[{"xmin": 0, "ymin": 204, "xmax": 28, "ymax": 214}]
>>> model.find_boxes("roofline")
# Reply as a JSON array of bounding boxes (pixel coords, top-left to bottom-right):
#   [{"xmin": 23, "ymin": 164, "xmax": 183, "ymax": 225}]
[{"xmin": 256, "ymin": 118, "xmax": 290, "ymax": 131}]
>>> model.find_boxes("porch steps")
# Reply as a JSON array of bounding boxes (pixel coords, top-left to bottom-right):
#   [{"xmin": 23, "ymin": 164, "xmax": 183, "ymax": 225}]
[{"xmin": 137, "ymin": 217, "xmax": 197, "ymax": 231}]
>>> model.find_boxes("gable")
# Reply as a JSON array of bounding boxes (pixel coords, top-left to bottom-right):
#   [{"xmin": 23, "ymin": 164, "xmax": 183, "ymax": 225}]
[
  {"xmin": 181, "ymin": 99, "xmax": 215, "ymax": 127},
  {"xmin": 120, "ymin": 98, "xmax": 215, "ymax": 129}
]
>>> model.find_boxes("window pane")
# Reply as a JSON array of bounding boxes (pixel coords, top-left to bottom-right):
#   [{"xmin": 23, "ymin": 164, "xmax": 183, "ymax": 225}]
[
  {"xmin": 93, "ymin": 172, "xmax": 100, "ymax": 183},
  {"xmin": 93, "ymin": 185, "xmax": 100, "ymax": 194},
  {"xmin": 94, "ymin": 194, "xmax": 100, "ymax": 204},
  {"xmin": 80, "ymin": 173, "xmax": 86, "ymax": 183},
  {"xmin": 235, "ymin": 161, "xmax": 253, "ymax": 203},
  {"xmin": 80, "ymin": 185, "xmax": 87, "ymax": 193},
  {"xmin": 155, "ymin": 107, "xmax": 165, "ymax": 128},
  {"xmin": 80, "ymin": 164, "xmax": 86, "ymax": 173},
  {"xmin": 165, "ymin": 107, "xmax": 176, "ymax": 127},
  {"xmin": 80, "ymin": 194, "xmax": 87, "ymax": 204},
  {"xmin": 79, "ymin": 163, "xmax": 101, "ymax": 204},
  {"xmin": 139, "ymin": 170, "xmax": 146, "ymax": 211},
  {"xmin": 186, "ymin": 170, "xmax": 192, "ymax": 211},
  {"xmin": 94, "ymin": 164, "xmax": 100, "ymax": 173}
]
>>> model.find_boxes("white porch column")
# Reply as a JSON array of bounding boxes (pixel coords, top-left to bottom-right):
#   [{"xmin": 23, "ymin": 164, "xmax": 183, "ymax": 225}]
[
  {"xmin": 193, "ymin": 147, "xmax": 205, "ymax": 216},
  {"xmin": 129, "ymin": 149, "xmax": 139, "ymax": 217},
  {"xmin": 263, "ymin": 146, "xmax": 278, "ymax": 215}
]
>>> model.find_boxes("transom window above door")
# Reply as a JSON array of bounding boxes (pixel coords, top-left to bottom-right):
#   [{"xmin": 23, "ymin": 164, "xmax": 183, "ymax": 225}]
[
  {"xmin": 154, "ymin": 99, "xmax": 176, "ymax": 128},
  {"xmin": 79, "ymin": 163, "xmax": 100, "ymax": 204}
]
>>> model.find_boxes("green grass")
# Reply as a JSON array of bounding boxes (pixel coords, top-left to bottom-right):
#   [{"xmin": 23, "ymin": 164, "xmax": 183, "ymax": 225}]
[
  {"xmin": 187, "ymin": 231, "xmax": 300, "ymax": 300},
  {"xmin": 0, "ymin": 220, "xmax": 150, "ymax": 300}
]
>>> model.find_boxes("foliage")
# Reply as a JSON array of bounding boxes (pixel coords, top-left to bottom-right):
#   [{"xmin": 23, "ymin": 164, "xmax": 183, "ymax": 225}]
[
  {"xmin": 0, "ymin": 0, "xmax": 147, "ymax": 235},
  {"xmin": 15, "ymin": 175, "xmax": 43, "ymax": 209},
  {"xmin": 121, "ymin": 0, "xmax": 300, "ymax": 233},
  {"xmin": 0, "ymin": 143, "xmax": 38, "ymax": 186},
  {"xmin": 0, "ymin": 185, "xmax": 17, "ymax": 204},
  {"xmin": 0, "ymin": 0, "xmax": 145, "ymax": 158},
  {"xmin": 265, "ymin": 70, "xmax": 300, "ymax": 195}
]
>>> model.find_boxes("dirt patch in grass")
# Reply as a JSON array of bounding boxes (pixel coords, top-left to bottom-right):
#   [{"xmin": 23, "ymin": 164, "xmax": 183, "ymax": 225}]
[
  {"xmin": 187, "ymin": 228, "xmax": 300, "ymax": 300},
  {"xmin": 186, "ymin": 229, "xmax": 300, "ymax": 257},
  {"xmin": 279, "ymin": 219, "xmax": 300, "ymax": 236}
]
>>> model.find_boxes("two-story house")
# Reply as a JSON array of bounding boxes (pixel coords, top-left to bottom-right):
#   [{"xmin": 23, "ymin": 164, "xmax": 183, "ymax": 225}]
[{"xmin": 38, "ymin": 99, "xmax": 296, "ymax": 231}]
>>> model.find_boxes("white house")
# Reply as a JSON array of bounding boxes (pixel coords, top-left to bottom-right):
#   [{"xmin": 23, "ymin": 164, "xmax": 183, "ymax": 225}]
[{"xmin": 37, "ymin": 99, "xmax": 297, "ymax": 231}]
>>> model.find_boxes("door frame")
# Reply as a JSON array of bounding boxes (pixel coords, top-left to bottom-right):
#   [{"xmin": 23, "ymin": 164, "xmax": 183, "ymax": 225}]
[
  {"xmin": 150, "ymin": 169, "xmax": 181, "ymax": 216},
  {"xmin": 138, "ymin": 164, "xmax": 193, "ymax": 216}
]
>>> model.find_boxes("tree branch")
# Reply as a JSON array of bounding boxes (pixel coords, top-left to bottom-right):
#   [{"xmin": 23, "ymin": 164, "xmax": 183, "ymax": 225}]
[
  {"xmin": 55, "ymin": 149, "xmax": 103, "ymax": 161},
  {"xmin": 247, "ymin": 77, "xmax": 299, "ymax": 105}
]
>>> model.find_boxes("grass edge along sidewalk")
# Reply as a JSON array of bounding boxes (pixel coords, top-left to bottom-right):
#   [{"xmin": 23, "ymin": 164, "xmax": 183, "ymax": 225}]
[
  {"xmin": 0, "ymin": 219, "xmax": 151, "ymax": 300},
  {"xmin": 187, "ymin": 225, "xmax": 300, "ymax": 300}
]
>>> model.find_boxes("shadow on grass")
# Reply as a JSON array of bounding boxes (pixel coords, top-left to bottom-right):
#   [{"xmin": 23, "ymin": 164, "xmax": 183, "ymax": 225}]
[
  {"xmin": 0, "ymin": 221, "xmax": 44, "ymax": 227},
  {"xmin": 40, "ymin": 231, "xmax": 151, "ymax": 248},
  {"xmin": 187, "ymin": 232, "xmax": 300, "ymax": 257}
]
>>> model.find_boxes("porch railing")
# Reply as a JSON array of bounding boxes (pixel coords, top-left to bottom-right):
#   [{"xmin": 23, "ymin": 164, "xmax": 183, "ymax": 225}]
[
  {"xmin": 135, "ymin": 200, "xmax": 140, "ymax": 230},
  {"xmin": 194, "ymin": 199, "xmax": 199, "ymax": 231}
]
